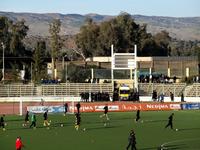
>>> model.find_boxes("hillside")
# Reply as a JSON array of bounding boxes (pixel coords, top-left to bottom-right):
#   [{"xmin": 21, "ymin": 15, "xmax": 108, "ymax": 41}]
[{"xmin": 0, "ymin": 11, "xmax": 200, "ymax": 40}]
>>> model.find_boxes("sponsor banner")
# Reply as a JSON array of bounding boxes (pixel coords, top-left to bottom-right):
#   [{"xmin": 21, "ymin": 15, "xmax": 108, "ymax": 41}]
[
  {"xmin": 73, "ymin": 102, "xmax": 181, "ymax": 112},
  {"xmin": 27, "ymin": 106, "xmax": 64, "ymax": 113},
  {"xmin": 169, "ymin": 104, "xmax": 181, "ymax": 110},
  {"xmin": 27, "ymin": 102, "xmax": 181, "ymax": 113},
  {"xmin": 181, "ymin": 103, "xmax": 200, "ymax": 110},
  {"xmin": 78, "ymin": 104, "xmax": 120, "ymax": 112}
]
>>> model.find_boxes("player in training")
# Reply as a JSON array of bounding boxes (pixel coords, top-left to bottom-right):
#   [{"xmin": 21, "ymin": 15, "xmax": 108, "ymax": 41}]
[
  {"xmin": 64, "ymin": 102, "xmax": 68, "ymax": 116},
  {"xmin": 126, "ymin": 129, "xmax": 137, "ymax": 150},
  {"xmin": 100, "ymin": 104, "xmax": 110, "ymax": 126},
  {"xmin": 23, "ymin": 111, "xmax": 29, "ymax": 127},
  {"xmin": 100, "ymin": 104, "xmax": 109, "ymax": 120},
  {"xmin": 43, "ymin": 110, "xmax": 50, "ymax": 127},
  {"xmin": 0, "ymin": 114, "xmax": 6, "ymax": 131},
  {"xmin": 30, "ymin": 113, "xmax": 36, "ymax": 129},
  {"xmin": 135, "ymin": 110, "xmax": 140, "ymax": 122},
  {"xmin": 15, "ymin": 136, "xmax": 24, "ymax": 150},
  {"xmin": 74, "ymin": 113, "xmax": 81, "ymax": 131},
  {"xmin": 165, "ymin": 113, "xmax": 174, "ymax": 130},
  {"xmin": 76, "ymin": 102, "xmax": 81, "ymax": 114}
]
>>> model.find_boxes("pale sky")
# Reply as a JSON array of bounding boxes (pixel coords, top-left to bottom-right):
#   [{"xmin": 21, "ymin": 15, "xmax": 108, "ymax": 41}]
[{"xmin": 0, "ymin": 0, "xmax": 200, "ymax": 17}]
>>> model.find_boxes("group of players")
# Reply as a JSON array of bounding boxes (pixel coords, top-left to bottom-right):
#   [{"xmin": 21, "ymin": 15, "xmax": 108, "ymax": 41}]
[
  {"xmin": 0, "ymin": 102, "xmax": 176, "ymax": 150},
  {"xmin": 125, "ymin": 110, "xmax": 175, "ymax": 150},
  {"xmin": 0, "ymin": 102, "xmax": 110, "ymax": 132}
]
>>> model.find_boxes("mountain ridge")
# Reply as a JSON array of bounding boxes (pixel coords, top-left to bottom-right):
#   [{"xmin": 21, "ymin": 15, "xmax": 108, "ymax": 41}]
[{"xmin": 0, "ymin": 11, "xmax": 200, "ymax": 40}]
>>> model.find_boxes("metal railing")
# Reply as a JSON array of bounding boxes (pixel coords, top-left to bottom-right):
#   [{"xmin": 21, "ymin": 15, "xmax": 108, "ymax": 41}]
[
  {"xmin": 0, "ymin": 83, "xmax": 112, "ymax": 97},
  {"xmin": 1, "ymin": 83, "xmax": 200, "ymax": 97},
  {"xmin": 138, "ymin": 83, "xmax": 186, "ymax": 97}
]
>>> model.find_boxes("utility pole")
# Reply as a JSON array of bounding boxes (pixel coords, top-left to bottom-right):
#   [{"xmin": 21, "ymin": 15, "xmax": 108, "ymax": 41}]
[
  {"xmin": 31, "ymin": 62, "xmax": 32, "ymax": 83},
  {"xmin": 62, "ymin": 55, "xmax": 68, "ymax": 83},
  {"xmin": 1, "ymin": 42, "xmax": 5, "ymax": 84}
]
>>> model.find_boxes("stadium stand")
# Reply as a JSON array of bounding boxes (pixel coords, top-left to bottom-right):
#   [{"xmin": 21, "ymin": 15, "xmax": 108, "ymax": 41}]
[
  {"xmin": 138, "ymin": 83, "xmax": 186, "ymax": 97},
  {"xmin": 41, "ymin": 83, "xmax": 112, "ymax": 96},
  {"xmin": 0, "ymin": 84, "xmax": 37, "ymax": 97},
  {"xmin": 184, "ymin": 83, "xmax": 200, "ymax": 97},
  {"xmin": 1, "ymin": 83, "xmax": 200, "ymax": 97}
]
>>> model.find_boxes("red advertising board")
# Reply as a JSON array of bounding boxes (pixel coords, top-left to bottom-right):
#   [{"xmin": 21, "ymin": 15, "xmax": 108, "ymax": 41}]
[
  {"xmin": 0, "ymin": 102, "xmax": 181, "ymax": 115},
  {"xmin": 72, "ymin": 102, "xmax": 181, "ymax": 113}
]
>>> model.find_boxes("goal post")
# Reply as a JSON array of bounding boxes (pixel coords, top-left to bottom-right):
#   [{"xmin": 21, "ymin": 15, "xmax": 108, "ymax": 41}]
[
  {"xmin": 19, "ymin": 98, "xmax": 23, "ymax": 116},
  {"xmin": 64, "ymin": 100, "xmax": 75, "ymax": 114}
]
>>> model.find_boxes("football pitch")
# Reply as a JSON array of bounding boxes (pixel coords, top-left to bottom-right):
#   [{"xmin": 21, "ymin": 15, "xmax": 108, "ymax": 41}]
[{"xmin": 0, "ymin": 110, "xmax": 200, "ymax": 150}]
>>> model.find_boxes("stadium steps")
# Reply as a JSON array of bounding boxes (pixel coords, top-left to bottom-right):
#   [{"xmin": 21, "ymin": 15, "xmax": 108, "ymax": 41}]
[
  {"xmin": 138, "ymin": 83, "xmax": 186, "ymax": 97},
  {"xmin": 184, "ymin": 83, "xmax": 200, "ymax": 97}
]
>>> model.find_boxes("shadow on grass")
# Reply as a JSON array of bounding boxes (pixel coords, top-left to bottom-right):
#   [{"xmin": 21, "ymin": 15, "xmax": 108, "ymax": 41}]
[
  {"xmin": 143, "ymin": 119, "xmax": 166, "ymax": 123},
  {"xmin": 50, "ymin": 122, "xmax": 72, "ymax": 127},
  {"xmin": 86, "ymin": 125, "xmax": 121, "ymax": 131},
  {"xmin": 6, "ymin": 118, "xmax": 24, "ymax": 122},
  {"xmin": 178, "ymin": 127, "xmax": 200, "ymax": 131},
  {"xmin": 160, "ymin": 143, "xmax": 187, "ymax": 150},
  {"xmin": 141, "ymin": 143, "xmax": 187, "ymax": 150},
  {"xmin": 139, "ymin": 146, "xmax": 158, "ymax": 150},
  {"xmin": 7, "ymin": 122, "xmax": 72, "ymax": 131}
]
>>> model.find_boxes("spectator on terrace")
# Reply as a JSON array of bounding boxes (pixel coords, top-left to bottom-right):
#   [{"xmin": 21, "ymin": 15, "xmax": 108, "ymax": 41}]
[
  {"xmin": 170, "ymin": 92, "xmax": 174, "ymax": 102},
  {"xmin": 152, "ymin": 90, "xmax": 157, "ymax": 101},
  {"xmin": 173, "ymin": 76, "xmax": 177, "ymax": 83},
  {"xmin": 159, "ymin": 93, "xmax": 165, "ymax": 102},
  {"xmin": 181, "ymin": 93, "xmax": 185, "ymax": 102}
]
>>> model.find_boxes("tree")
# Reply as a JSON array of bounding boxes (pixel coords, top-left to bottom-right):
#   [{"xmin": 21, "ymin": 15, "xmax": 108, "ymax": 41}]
[
  {"xmin": 97, "ymin": 12, "xmax": 141, "ymax": 55},
  {"xmin": 49, "ymin": 19, "xmax": 62, "ymax": 79},
  {"xmin": 0, "ymin": 17, "xmax": 30, "ymax": 82},
  {"xmin": 193, "ymin": 46, "xmax": 200, "ymax": 75},
  {"xmin": 67, "ymin": 63, "xmax": 90, "ymax": 82},
  {"xmin": 153, "ymin": 30, "xmax": 171, "ymax": 56},
  {"xmin": 0, "ymin": 16, "xmax": 10, "ymax": 46},
  {"xmin": 32, "ymin": 41, "xmax": 47, "ymax": 83},
  {"xmin": 97, "ymin": 21, "xmax": 119, "ymax": 56},
  {"xmin": 0, "ymin": 17, "xmax": 11, "ymax": 69},
  {"xmin": 9, "ymin": 19, "xmax": 29, "ymax": 56},
  {"xmin": 75, "ymin": 12, "xmax": 173, "ymax": 58},
  {"xmin": 76, "ymin": 12, "xmax": 167, "ymax": 58},
  {"xmin": 75, "ymin": 18, "xmax": 99, "ymax": 65}
]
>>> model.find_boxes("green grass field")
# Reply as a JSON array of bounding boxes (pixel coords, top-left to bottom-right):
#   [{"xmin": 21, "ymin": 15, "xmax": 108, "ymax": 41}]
[{"xmin": 0, "ymin": 110, "xmax": 200, "ymax": 150}]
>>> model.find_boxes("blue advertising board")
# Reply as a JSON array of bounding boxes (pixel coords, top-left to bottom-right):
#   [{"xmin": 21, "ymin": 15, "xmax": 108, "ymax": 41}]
[
  {"xmin": 27, "ymin": 106, "xmax": 65, "ymax": 113},
  {"xmin": 181, "ymin": 103, "xmax": 200, "ymax": 110}
]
